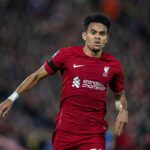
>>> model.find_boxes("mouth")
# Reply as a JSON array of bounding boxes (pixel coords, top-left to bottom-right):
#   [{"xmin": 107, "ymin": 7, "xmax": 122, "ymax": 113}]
[{"xmin": 94, "ymin": 41, "xmax": 101, "ymax": 46}]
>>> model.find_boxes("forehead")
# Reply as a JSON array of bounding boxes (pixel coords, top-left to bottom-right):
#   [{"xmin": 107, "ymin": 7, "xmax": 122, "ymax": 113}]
[{"xmin": 87, "ymin": 22, "xmax": 107, "ymax": 32}]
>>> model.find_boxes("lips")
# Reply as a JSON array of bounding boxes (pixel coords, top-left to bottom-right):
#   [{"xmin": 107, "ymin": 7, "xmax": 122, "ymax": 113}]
[
  {"xmin": 94, "ymin": 41, "xmax": 101, "ymax": 46},
  {"xmin": 94, "ymin": 41, "xmax": 100, "ymax": 43}
]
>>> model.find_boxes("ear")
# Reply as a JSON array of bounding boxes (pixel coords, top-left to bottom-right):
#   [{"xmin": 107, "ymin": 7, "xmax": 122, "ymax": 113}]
[{"xmin": 82, "ymin": 32, "xmax": 86, "ymax": 41}]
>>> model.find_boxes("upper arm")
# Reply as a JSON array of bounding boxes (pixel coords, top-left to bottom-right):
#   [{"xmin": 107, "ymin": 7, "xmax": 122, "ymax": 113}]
[
  {"xmin": 109, "ymin": 62, "xmax": 125, "ymax": 93},
  {"xmin": 34, "ymin": 65, "xmax": 49, "ymax": 80},
  {"xmin": 43, "ymin": 48, "xmax": 68, "ymax": 74}
]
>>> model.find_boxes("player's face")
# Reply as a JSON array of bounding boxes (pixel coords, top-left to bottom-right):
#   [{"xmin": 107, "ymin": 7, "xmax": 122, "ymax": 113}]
[{"xmin": 82, "ymin": 23, "xmax": 109, "ymax": 52}]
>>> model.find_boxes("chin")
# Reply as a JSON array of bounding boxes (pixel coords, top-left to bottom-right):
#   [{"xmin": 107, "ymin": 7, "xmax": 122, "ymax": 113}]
[{"xmin": 92, "ymin": 48, "xmax": 101, "ymax": 52}]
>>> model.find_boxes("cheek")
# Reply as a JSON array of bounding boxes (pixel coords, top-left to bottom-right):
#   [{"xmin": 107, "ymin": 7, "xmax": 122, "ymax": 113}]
[
  {"xmin": 86, "ymin": 38, "xmax": 93, "ymax": 45},
  {"xmin": 102, "ymin": 37, "xmax": 108, "ymax": 44},
  {"xmin": 87, "ymin": 35, "xmax": 94, "ymax": 42},
  {"xmin": 105, "ymin": 36, "xmax": 109, "ymax": 43}
]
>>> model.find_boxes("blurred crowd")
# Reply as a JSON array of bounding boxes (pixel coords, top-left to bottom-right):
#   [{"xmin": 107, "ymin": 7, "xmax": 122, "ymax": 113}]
[{"xmin": 0, "ymin": 0, "xmax": 149, "ymax": 150}]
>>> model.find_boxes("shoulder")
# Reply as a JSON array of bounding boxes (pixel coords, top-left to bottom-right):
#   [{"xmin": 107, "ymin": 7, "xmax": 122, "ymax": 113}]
[
  {"xmin": 103, "ymin": 52, "xmax": 121, "ymax": 66},
  {"xmin": 103, "ymin": 52, "xmax": 123, "ymax": 72},
  {"xmin": 57, "ymin": 46, "xmax": 83, "ymax": 58},
  {"xmin": 60, "ymin": 45, "xmax": 83, "ymax": 53}
]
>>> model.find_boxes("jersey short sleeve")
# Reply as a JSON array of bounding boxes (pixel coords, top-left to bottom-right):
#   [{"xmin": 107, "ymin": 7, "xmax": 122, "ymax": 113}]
[
  {"xmin": 44, "ymin": 48, "xmax": 67, "ymax": 74},
  {"xmin": 109, "ymin": 62, "xmax": 125, "ymax": 92}
]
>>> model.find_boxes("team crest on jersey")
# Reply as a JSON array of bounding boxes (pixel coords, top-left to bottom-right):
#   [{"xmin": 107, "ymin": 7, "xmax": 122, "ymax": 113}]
[{"xmin": 103, "ymin": 66, "xmax": 110, "ymax": 77}]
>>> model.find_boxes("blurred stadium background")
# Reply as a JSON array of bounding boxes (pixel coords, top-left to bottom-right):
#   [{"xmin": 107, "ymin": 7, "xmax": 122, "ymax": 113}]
[{"xmin": 0, "ymin": 0, "xmax": 149, "ymax": 149}]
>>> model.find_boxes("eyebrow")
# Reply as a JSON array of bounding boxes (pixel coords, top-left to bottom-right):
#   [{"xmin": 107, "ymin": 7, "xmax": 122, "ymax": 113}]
[{"xmin": 90, "ymin": 29, "xmax": 107, "ymax": 34}]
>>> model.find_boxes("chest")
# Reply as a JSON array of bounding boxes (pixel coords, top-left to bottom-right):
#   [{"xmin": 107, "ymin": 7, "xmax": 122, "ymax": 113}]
[{"xmin": 62, "ymin": 56, "xmax": 116, "ymax": 84}]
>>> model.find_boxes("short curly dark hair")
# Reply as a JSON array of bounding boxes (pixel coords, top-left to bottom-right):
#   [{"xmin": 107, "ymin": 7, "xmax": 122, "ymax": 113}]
[{"xmin": 83, "ymin": 14, "xmax": 111, "ymax": 30}]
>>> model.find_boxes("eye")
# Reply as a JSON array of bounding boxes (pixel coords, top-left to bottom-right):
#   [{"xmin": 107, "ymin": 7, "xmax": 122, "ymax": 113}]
[
  {"xmin": 100, "ymin": 31, "xmax": 107, "ymax": 36},
  {"xmin": 90, "ymin": 30, "xmax": 96, "ymax": 34}
]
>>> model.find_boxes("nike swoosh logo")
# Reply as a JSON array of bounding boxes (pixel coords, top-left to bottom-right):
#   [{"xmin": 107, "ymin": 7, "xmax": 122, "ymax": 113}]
[{"xmin": 73, "ymin": 64, "xmax": 84, "ymax": 68}]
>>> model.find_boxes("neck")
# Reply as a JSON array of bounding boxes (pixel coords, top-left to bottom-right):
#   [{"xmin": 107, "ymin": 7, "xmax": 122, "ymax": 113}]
[{"xmin": 83, "ymin": 45, "xmax": 103, "ymax": 58}]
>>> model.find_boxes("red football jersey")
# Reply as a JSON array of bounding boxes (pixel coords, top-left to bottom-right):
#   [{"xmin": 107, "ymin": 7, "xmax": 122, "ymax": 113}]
[{"xmin": 44, "ymin": 46, "xmax": 124, "ymax": 134}]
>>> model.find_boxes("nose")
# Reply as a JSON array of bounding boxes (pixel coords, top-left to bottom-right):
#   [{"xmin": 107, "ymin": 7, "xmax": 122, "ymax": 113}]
[{"xmin": 95, "ymin": 33, "xmax": 101, "ymax": 39}]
